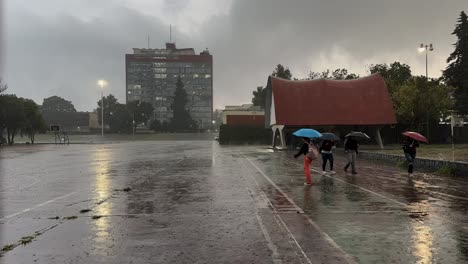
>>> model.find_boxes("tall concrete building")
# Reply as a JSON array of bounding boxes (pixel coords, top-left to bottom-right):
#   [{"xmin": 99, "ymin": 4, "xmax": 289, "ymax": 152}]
[{"xmin": 126, "ymin": 42, "xmax": 213, "ymax": 130}]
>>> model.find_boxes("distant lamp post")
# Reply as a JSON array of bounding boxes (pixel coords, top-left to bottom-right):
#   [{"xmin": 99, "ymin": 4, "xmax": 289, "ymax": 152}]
[
  {"xmin": 418, "ymin": 43, "xmax": 434, "ymax": 139},
  {"xmin": 98, "ymin": 80, "xmax": 107, "ymax": 136}
]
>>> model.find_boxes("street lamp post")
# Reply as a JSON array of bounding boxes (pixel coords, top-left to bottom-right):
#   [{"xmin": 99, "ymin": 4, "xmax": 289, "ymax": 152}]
[
  {"xmin": 418, "ymin": 43, "xmax": 434, "ymax": 139},
  {"xmin": 98, "ymin": 80, "xmax": 107, "ymax": 136}
]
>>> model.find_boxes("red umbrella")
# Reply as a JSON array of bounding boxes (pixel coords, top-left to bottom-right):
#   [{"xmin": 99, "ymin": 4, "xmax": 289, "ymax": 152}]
[{"xmin": 402, "ymin": 131, "xmax": 428, "ymax": 143}]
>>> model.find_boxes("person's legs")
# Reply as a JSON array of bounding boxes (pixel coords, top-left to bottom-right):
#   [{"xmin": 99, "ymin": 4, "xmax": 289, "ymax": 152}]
[
  {"xmin": 344, "ymin": 152, "xmax": 351, "ymax": 171},
  {"xmin": 304, "ymin": 156, "xmax": 312, "ymax": 184},
  {"xmin": 351, "ymin": 152, "xmax": 357, "ymax": 173},
  {"xmin": 321, "ymin": 154, "xmax": 327, "ymax": 171},
  {"xmin": 329, "ymin": 154, "xmax": 334, "ymax": 171},
  {"xmin": 405, "ymin": 153, "xmax": 414, "ymax": 174}
]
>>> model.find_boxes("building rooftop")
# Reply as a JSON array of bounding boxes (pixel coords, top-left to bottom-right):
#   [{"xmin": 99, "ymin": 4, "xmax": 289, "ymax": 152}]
[{"xmin": 266, "ymin": 74, "xmax": 397, "ymax": 126}]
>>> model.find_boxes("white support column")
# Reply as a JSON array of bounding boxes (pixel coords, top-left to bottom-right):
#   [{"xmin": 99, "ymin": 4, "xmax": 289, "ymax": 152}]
[
  {"xmin": 271, "ymin": 126, "xmax": 277, "ymax": 148},
  {"xmin": 278, "ymin": 126, "xmax": 286, "ymax": 149},
  {"xmin": 375, "ymin": 127, "xmax": 384, "ymax": 150}
]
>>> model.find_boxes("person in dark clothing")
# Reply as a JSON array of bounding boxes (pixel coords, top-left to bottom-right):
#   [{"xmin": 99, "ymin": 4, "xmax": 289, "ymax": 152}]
[
  {"xmin": 319, "ymin": 140, "xmax": 335, "ymax": 174},
  {"xmin": 294, "ymin": 137, "xmax": 315, "ymax": 185},
  {"xmin": 402, "ymin": 137, "xmax": 419, "ymax": 176},
  {"xmin": 344, "ymin": 137, "xmax": 358, "ymax": 174}
]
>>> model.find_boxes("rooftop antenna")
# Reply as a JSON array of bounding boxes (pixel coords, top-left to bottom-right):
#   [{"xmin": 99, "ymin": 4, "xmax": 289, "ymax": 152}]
[
  {"xmin": 170, "ymin": 24, "xmax": 172, "ymax": 43},
  {"xmin": 147, "ymin": 35, "xmax": 150, "ymax": 49}
]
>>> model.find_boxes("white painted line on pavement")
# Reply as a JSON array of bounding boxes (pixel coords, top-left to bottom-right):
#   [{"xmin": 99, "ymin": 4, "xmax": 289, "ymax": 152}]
[
  {"xmin": 243, "ymin": 159, "xmax": 311, "ymax": 264},
  {"xmin": 242, "ymin": 153, "xmax": 356, "ymax": 264},
  {"xmin": 0, "ymin": 192, "xmax": 77, "ymax": 222},
  {"xmin": 242, "ymin": 154, "xmax": 304, "ymax": 214},
  {"xmin": 247, "ymin": 188, "xmax": 283, "ymax": 264}
]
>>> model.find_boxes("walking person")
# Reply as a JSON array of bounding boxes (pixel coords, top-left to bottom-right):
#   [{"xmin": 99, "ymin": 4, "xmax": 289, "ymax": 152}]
[
  {"xmin": 402, "ymin": 136, "xmax": 419, "ymax": 176},
  {"xmin": 344, "ymin": 136, "xmax": 358, "ymax": 174},
  {"xmin": 294, "ymin": 137, "xmax": 318, "ymax": 185},
  {"xmin": 319, "ymin": 139, "xmax": 335, "ymax": 174}
]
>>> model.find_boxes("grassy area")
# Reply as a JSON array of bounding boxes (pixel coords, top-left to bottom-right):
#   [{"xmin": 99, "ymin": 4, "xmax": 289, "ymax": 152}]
[{"xmin": 362, "ymin": 144, "xmax": 468, "ymax": 162}]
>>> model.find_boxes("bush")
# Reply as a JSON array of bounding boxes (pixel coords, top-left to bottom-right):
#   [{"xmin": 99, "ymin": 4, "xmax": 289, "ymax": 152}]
[
  {"xmin": 219, "ymin": 125, "xmax": 271, "ymax": 145},
  {"xmin": 436, "ymin": 165, "xmax": 458, "ymax": 177},
  {"xmin": 396, "ymin": 160, "xmax": 408, "ymax": 169}
]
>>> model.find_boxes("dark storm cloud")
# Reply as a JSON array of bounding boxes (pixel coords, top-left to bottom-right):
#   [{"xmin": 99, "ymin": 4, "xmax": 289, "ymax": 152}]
[
  {"xmin": 3, "ymin": 0, "xmax": 468, "ymax": 110},
  {"xmin": 4, "ymin": 5, "xmax": 175, "ymax": 110}
]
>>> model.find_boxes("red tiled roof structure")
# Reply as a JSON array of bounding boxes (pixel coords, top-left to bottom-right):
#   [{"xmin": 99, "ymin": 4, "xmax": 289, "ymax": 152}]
[{"xmin": 266, "ymin": 74, "xmax": 397, "ymax": 126}]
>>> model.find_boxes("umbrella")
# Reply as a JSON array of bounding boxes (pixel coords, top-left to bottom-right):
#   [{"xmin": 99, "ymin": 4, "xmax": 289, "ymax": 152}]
[
  {"xmin": 402, "ymin": 131, "xmax": 428, "ymax": 143},
  {"xmin": 293, "ymin": 128, "xmax": 322, "ymax": 138},
  {"xmin": 321, "ymin": 132, "xmax": 340, "ymax": 141},
  {"xmin": 345, "ymin": 132, "xmax": 370, "ymax": 139}
]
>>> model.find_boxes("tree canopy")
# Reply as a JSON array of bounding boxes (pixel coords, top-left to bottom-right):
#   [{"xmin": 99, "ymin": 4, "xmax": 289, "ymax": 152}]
[
  {"xmin": 96, "ymin": 94, "xmax": 154, "ymax": 133},
  {"xmin": 392, "ymin": 77, "xmax": 453, "ymax": 128},
  {"xmin": 0, "ymin": 79, "xmax": 7, "ymax": 94},
  {"xmin": 171, "ymin": 77, "xmax": 196, "ymax": 131},
  {"xmin": 42, "ymin": 96, "xmax": 77, "ymax": 113},
  {"xmin": 369, "ymin": 62, "xmax": 412, "ymax": 95},
  {"xmin": 308, "ymin": 68, "xmax": 359, "ymax": 80},
  {"xmin": 272, "ymin": 64, "xmax": 292, "ymax": 80},
  {"xmin": 0, "ymin": 94, "xmax": 45, "ymax": 145},
  {"xmin": 252, "ymin": 86, "xmax": 267, "ymax": 109},
  {"xmin": 443, "ymin": 11, "xmax": 468, "ymax": 115}
]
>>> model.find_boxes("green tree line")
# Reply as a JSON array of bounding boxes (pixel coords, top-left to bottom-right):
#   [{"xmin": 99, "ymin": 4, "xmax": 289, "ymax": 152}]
[{"xmin": 0, "ymin": 85, "xmax": 46, "ymax": 145}]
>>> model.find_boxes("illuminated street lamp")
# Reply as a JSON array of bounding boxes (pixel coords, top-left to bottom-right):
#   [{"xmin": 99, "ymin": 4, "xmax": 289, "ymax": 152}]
[
  {"xmin": 98, "ymin": 80, "xmax": 107, "ymax": 136},
  {"xmin": 418, "ymin": 44, "xmax": 434, "ymax": 139},
  {"xmin": 418, "ymin": 43, "xmax": 434, "ymax": 78}
]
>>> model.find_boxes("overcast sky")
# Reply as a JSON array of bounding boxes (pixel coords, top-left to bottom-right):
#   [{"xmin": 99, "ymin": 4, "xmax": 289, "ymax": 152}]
[{"xmin": 2, "ymin": 0, "xmax": 467, "ymax": 111}]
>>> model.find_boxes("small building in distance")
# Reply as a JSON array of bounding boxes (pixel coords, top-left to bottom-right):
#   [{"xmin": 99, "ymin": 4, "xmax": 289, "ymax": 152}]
[
  {"xmin": 42, "ymin": 111, "xmax": 99, "ymax": 133},
  {"xmin": 222, "ymin": 104, "xmax": 265, "ymax": 126},
  {"xmin": 265, "ymin": 74, "xmax": 397, "ymax": 149}
]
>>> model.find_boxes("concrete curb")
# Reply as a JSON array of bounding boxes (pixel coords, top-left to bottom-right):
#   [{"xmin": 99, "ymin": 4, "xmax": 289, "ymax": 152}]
[{"xmin": 359, "ymin": 151, "xmax": 468, "ymax": 174}]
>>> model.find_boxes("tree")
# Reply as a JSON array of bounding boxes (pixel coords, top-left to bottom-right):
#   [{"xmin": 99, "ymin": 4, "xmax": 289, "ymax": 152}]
[
  {"xmin": 443, "ymin": 11, "xmax": 468, "ymax": 115},
  {"xmin": 21, "ymin": 99, "xmax": 46, "ymax": 144},
  {"xmin": 0, "ymin": 95, "xmax": 25, "ymax": 145},
  {"xmin": 170, "ymin": 77, "xmax": 196, "ymax": 131},
  {"xmin": 0, "ymin": 79, "xmax": 7, "ymax": 94},
  {"xmin": 149, "ymin": 119, "xmax": 162, "ymax": 132},
  {"xmin": 369, "ymin": 62, "xmax": 412, "ymax": 95},
  {"xmin": 108, "ymin": 103, "xmax": 133, "ymax": 133},
  {"xmin": 252, "ymin": 86, "xmax": 267, "ymax": 109},
  {"xmin": 42, "ymin": 96, "xmax": 77, "ymax": 113},
  {"xmin": 97, "ymin": 94, "xmax": 119, "ymax": 129},
  {"xmin": 308, "ymin": 68, "xmax": 359, "ymax": 80},
  {"xmin": 392, "ymin": 77, "xmax": 454, "ymax": 128},
  {"xmin": 127, "ymin": 100, "xmax": 154, "ymax": 130},
  {"xmin": 272, "ymin": 64, "xmax": 292, "ymax": 80}
]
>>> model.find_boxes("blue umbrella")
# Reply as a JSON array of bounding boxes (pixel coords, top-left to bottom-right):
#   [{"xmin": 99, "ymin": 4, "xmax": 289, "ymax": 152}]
[
  {"xmin": 292, "ymin": 128, "xmax": 322, "ymax": 138},
  {"xmin": 321, "ymin": 132, "xmax": 339, "ymax": 141}
]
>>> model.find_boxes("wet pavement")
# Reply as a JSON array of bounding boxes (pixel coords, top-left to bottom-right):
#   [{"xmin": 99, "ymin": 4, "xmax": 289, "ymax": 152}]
[{"xmin": 1, "ymin": 142, "xmax": 468, "ymax": 263}]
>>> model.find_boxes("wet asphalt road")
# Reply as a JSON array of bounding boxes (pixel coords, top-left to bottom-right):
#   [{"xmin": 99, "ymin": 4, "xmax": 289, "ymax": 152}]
[{"xmin": 1, "ymin": 141, "xmax": 468, "ymax": 263}]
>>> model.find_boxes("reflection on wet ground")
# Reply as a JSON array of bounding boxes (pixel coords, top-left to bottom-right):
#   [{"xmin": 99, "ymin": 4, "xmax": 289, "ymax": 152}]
[{"xmin": 0, "ymin": 142, "xmax": 467, "ymax": 263}]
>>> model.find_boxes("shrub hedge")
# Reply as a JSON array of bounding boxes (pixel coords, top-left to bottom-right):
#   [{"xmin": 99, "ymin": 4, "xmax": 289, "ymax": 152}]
[{"xmin": 219, "ymin": 125, "xmax": 271, "ymax": 145}]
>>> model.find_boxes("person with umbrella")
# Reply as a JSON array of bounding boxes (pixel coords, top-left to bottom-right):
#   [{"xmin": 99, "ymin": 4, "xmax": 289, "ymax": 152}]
[
  {"xmin": 401, "ymin": 131, "xmax": 427, "ymax": 176},
  {"xmin": 293, "ymin": 129, "xmax": 321, "ymax": 185},
  {"xmin": 319, "ymin": 133, "xmax": 338, "ymax": 174},
  {"xmin": 344, "ymin": 137, "xmax": 359, "ymax": 174},
  {"xmin": 343, "ymin": 132, "xmax": 368, "ymax": 174}
]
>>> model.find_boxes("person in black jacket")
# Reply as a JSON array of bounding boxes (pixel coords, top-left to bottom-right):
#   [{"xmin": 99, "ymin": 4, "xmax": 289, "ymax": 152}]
[
  {"xmin": 402, "ymin": 137, "xmax": 419, "ymax": 176},
  {"xmin": 294, "ymin": 137, "xmax": 313, "ymax": 185},
  {"xmin": 319, "ymin": 140, "xmax": 335, "ymax": 174},
  {"xmin": 344, "ymin": 137, "xmax": 358, "ymax": 174}
]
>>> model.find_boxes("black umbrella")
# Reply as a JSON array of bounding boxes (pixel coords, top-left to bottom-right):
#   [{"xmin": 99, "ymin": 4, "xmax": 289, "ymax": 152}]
[
  {"xmin": 321, "ymin": 132, "xmax": 340, "ymax": 141},
  {"xmin": 345, "ymin": 132, "xmax": 370, "ymax": 139}
]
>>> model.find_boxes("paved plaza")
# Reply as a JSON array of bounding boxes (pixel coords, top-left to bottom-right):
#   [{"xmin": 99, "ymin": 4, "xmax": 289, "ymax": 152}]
[{"xmin": 1, "ymin": 141, "xmax": 468, "ymax": 263}]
